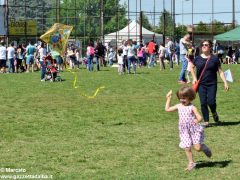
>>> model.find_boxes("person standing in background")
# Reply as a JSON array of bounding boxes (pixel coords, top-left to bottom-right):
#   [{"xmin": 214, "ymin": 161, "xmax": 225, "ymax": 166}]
[
  {"xmin": 158, "ymin": 43, "xmax": 166, "ymax": 70},
  {"xmin": 7, "ymin": 42, "xmax": 16, "ymax": 73},
  {"xmin": 147, "ymin": 40, "xmax": 155, "ymax": 68},
  {"xmin": 167, "ymin": 37, "xmax": 175, "ymax": 70},
  {"xmin": 26, "ymin": 41, "xmax": 36, "ymax": 73},
  {"xmin": 178, "ymin": 34, "xmax": 191, "ymax": 84},
  {"xmin": 0, "ymin": 41, "xmax": 7, "ymax": 73},
  {"xmin": 175, "ymin": 40, "xmax": 180, "ymax": 66},
  {"xmin": 16, "ymin": 44, "xmax": 24, "ymax": 73}
]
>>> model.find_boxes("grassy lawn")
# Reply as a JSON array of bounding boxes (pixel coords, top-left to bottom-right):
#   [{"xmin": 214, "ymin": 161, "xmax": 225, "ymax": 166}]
[{"xmin": 0, "ymin": 63, "xmax": 239, "ymax": 179}]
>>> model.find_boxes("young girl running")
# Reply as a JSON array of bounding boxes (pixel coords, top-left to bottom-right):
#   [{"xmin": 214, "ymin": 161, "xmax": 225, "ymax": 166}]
[{"xmin": 165, "ymin": 86, "xmax": 212, "ymax": 171}]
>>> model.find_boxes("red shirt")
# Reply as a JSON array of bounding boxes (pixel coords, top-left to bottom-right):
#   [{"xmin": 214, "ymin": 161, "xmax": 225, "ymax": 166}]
[{"xmin": 148, "ymin": 41, "xmax": 155, "ymax": 54}]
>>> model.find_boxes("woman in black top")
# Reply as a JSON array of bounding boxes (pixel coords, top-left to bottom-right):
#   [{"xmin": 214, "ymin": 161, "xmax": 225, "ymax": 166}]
[{"xmin": 190, "ymin": 40, "xmax": 229, "ymax": 127}]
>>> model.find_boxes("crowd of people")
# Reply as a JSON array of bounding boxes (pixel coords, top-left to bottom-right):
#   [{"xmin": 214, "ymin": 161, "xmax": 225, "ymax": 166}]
[{"xmin": 1, "ymin": 36, "xmax": 239, "ymax": 79}]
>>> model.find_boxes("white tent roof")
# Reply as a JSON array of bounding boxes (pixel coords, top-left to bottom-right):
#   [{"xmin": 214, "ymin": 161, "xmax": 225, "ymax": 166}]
[{"xmin": 104, "ymin": 20, "xmax": 162, "ymax": 45}]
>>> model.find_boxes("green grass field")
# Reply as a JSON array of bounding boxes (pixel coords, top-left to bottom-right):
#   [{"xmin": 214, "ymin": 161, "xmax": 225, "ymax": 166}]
[{"xmin": 0, "ymin": 64, "xmax": 239, "ymax": 179}]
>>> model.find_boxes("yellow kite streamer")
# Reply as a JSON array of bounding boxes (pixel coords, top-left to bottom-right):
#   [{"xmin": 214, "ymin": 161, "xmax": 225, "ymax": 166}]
[
  {"xmin": 68, "ymin": 70, "xmax": 105, "ymax": 99},
  {"xmin": 40, "ymin": 23, "xmax": 73, "ymax": 55}
]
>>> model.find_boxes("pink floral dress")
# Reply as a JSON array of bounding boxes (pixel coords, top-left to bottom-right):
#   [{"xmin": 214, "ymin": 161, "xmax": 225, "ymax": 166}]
[{"xmin": 177, "ymin": 104, "xmax": 204, "ymax": 149}]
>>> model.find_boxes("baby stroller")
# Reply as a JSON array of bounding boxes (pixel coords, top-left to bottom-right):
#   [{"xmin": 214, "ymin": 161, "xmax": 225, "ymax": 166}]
[{"xmin": 44, "ymin": 55, "xmax": 62, "ymax": 82}]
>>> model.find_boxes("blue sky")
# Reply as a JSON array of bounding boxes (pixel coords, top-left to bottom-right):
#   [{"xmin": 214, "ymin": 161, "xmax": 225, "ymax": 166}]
[{"xmin": 120, "ymin": 0, "xmax": 240, "ymax": 26}]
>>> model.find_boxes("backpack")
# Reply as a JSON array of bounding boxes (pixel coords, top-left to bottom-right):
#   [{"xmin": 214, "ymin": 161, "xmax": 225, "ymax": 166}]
[{"xmin": 169, "ymin": 43, "xmax": 175, "ymax": 52}]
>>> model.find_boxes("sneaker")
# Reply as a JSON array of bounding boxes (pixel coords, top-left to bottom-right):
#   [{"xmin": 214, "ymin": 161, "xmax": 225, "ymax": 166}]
[
  {"xmin": 213, "ymin": 112, "xmax": 219, "ymax": 123},
  {"xmin": 201, "ymin": 144, "xmax": 212, "ymax": 158},
  {"xmin": 41, "ymin": 79, "xmax": 45, "ymax": 82}
]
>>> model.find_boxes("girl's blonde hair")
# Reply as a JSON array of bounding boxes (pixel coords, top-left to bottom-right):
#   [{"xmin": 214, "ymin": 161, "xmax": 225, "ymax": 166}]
[{"xmin": 176, "ymin": 86, "xmax": 196, "ymax": 101}]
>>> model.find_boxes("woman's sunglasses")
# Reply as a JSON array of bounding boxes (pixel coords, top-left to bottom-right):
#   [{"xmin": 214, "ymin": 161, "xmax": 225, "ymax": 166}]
[{"xmin": 201, "ymin": 43, "xmax": 210, "ymax": 47}]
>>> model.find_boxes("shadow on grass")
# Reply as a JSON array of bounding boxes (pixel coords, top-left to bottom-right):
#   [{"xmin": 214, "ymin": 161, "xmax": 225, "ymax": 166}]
[
  {"xmin": 98, "ymin": 69, "xmax": 110, "ymax": 71},
  {"xmin": 196, "ymin": 160, "xmax": 232, "ymax": 169},
  {"xmin": 208, "ymin": 121, "xmax": 240, "ymax": 127},
  {"xmin": 136, "ymin": 72, "xmax": 150, "ymax": 74}
]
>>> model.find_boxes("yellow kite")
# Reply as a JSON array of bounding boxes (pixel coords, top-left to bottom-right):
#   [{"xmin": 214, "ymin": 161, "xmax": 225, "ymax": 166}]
[{"xmin": 40, "ymin": 23, "xmax": 73, "ymax": 55}]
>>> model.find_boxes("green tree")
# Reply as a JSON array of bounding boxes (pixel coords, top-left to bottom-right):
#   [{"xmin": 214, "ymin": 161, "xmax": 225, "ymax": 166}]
[
  {"xmin": 195, "ymin": 21, "xmax": 209, "ymax": 33},
  {"xmin": 212, "ymin": 20, "xmax": 226, "ymax": 33},
  {"xmin": 156, "ymin": 10, "xmax": 174, "ymax": 37},
  {"xmin": 57, "ymin": 0, "xmax": 128, "ymax": 43},
  {"xmin": 141, "ymin": 12, "xmax": 152, "ymax": 30},
  {"xmin": 174, "ymin": 24, "xmax": 188, "ymax": 41}
]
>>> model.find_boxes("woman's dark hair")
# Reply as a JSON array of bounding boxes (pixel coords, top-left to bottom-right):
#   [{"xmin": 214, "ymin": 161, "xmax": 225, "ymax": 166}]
[
  {"xmin": 200, "ymin": 40, "xmax": 213, "ymax": 48},
  {"xmin": 176, "ymin": 86, "xmax": 196, "ymax": 101}
]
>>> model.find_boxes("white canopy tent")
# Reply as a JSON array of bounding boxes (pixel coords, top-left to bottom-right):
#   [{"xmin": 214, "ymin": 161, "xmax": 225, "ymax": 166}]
[{"xmin": 104, "ymin": 20, "xmax": 163, "ymax": 46}]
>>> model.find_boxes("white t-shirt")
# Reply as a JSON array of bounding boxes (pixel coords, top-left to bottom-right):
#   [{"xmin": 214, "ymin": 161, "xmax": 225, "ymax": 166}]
[
  {"xmin": 39, "ymin": 47, "xmax": 47, "ymax": 61},
  {"xmin": 127, "ymin": 45, "xmax": 135, "ymax": 57},
  {"xmin": 76, "ymin": 52, "xmax": 80, "ymax": 61},
  {"xmin": 180, "ymin": 38, "xmax": 188, "ymax": 55},
  {"xmin": 117, "ymin": 54, "xmax": 123, "ymax": 65},
  {"xmin": 158, "ymin": 45, "xmax": 166, "ymax": 58},
  {"xmin": 7, "ymin": 46, "xmax": 15, "ymax": 59},
  {"xmin": 0, "ymin": 46, "xmax": 7, "ymax": 60}
]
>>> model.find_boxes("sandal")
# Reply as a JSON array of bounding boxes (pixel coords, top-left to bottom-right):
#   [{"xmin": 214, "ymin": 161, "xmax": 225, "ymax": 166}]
[{"xmin": 185, "ymin": 163, "xmax": 196, "ymax": 171}]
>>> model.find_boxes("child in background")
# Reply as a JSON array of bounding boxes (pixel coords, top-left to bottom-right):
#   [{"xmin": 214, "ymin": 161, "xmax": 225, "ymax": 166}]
[
  {"xmin": 165, "ymin": 86, "xmax": 212, "ymax": 171},
  {"xmin": 117, "ymin": 48, "xmax": 124, "ymax": 75},
  {"xmin": 108, "ymin": 46, "xmax": 114, "ymax": 66},
  {"xmin": 137, "ymin": 44, "xmax": 144, "ymax": 67},
  {"xmin": 158, "ymin": 43, "xmax": 166, "ymax": 70},
  {"xmin": 186, "ymin": 45, "xmax": 194, "ymax": 83},
  {"xmin": 75, "ymin": 49, "xmax": 80, "ymax": 68}
]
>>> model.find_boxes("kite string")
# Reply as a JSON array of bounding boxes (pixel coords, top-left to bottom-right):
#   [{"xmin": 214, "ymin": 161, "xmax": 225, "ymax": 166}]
[{"xmin": 68, "ymin": 69, "xmax": 105, "ymax": 99}]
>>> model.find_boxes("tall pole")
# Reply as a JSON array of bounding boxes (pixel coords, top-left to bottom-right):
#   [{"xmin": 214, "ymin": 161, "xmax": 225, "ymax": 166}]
[
  {"xmin": 191, "ymin": 0, "xmax": 194, "ymax": 44},
  {"xmin": 140, "ymin": 0, "xmax": 142, "ymax": 43},
  {"xmin": 101, "ymin": 0, "xmax": 104, "ymax": 43},
  {"xmin": 182, "ymin": 0, "xmax": 183, "ymax": 30},
  {"xmin": 24, "ymin": 0, "xmax": 27, "ymax": 43},
  {"xmin": 116, "ymin": 0, "xmax": 118, "ymax": 48},
  {"xmin": 128, "ymin": 0, "xmax": 130, "ymax": 40},
  {"xmin": 140, "ymin": 0, "xmax": 141, "ymax": 10},
  {"xmin": 212, "ymin": 0, "xmax": 214, "ymax": 41},
  {"xmin": 154, "ymin": 0, "xmax": 155, "ymax": 29},
  {"xmin": 136, "ymin": 0, "xmax": 137, "ymax": 42},
  {"xmin": 6, "ymin": 0, "xmax": 9, "ymax": 45},
  {"xmin": 56, "ymin": 0, "xmax": 59, "ymax": 23},
  {"xmin": 173, "ymin": 0, "xmax": 175, "ymax": 41},
  {"xmin": 140, "ymin": 11, "xmax": 143, "ymax": 43},
  {"xmin": 163, "ymin": 0, "xmax": 166, "ymax": 45},
  {"xmin": 75, "ymin": 0, "xmax": 77, "ymax": 41},
  {"xmin": 83, "ymin": 0, "xmax": 86, "ymax": 50},
  {"xmin": 232, "ymin": 0, "xmax": 235, "ymax": 28}
]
